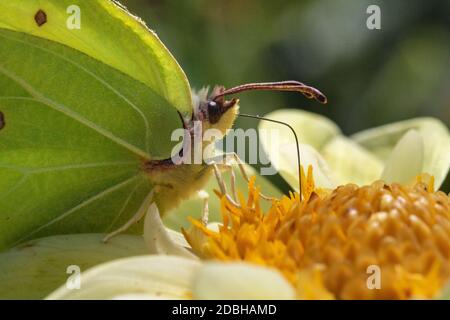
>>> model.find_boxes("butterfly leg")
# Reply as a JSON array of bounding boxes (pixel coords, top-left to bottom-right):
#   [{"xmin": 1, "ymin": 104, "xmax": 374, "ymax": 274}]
[
  {"xmin": 219, "ymin": 152, "xmax": 276, "ymax": 201},
  {"xmin": 212, "ymin": 163, "xmax": 241, "ymax": 207},
  {"xmin": 102, "ymin": 189, "xmax": 155, "ymax": 243},
  {"xmin": 229, "ymin": 166, "xmax": 239, "ymax": 202},
  {"xmin": 197, "ymin": 190, "xmax": 210, "ymax": 225}
]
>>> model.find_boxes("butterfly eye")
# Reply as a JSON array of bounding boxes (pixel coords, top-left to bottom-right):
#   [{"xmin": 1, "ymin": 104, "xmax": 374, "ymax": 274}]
[{"xmin": 207, "ymin": 101, "xmax": 222, "ymax": 124}]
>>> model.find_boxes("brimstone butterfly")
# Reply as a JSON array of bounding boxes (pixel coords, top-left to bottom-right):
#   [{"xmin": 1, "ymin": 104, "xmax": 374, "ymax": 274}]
[{"xmin": 0, "ymin": 0, "xmax": 326, "ymax": 249}]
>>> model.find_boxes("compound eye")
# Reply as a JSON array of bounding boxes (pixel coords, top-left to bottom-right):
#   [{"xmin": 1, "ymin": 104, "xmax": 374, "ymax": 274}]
[{"xmin": 207, "ymin": 101, "xmax": 221, "ymax": 124}]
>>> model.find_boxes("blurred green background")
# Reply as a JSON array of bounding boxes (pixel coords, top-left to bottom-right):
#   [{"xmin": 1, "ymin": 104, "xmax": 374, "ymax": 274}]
[{"xmin": 121, "ymin": 0, "xmax": 450, "ymax": 191}]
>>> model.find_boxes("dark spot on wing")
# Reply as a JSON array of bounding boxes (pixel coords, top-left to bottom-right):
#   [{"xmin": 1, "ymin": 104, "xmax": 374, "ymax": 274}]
[
  {"xmin": 0, "ymin": 111, "xmax": 5, "ymax": 130},
  {"xmin": 34, "ymin": 9, "xmax": 47, "ymax": 27}
]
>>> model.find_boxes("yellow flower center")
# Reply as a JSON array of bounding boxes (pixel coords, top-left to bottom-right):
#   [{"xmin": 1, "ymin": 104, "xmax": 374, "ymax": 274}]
[{"xmin": 183, "ymin": 167, "xmax": 450, "ymax": 299}]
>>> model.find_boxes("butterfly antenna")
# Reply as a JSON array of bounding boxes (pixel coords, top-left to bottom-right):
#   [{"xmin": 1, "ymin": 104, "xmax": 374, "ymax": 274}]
[{"xmin": 238, "ymin": 113, "xmax": 304, "ymax": 201}]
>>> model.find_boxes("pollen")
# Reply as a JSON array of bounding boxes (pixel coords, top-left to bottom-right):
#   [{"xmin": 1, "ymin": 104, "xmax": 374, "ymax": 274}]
[{"xmin": 183, "ymin": 167, "xmax": 450, "ymax": 299}]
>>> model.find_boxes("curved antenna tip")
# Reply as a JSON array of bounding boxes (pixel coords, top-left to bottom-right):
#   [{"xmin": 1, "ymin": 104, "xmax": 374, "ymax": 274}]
[{"xmin": 238, "ymin": 113, "xmax": 304, "ymax": 201}]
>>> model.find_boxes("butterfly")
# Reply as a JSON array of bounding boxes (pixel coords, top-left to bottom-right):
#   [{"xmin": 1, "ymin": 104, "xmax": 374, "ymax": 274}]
[{"xmin": 0, "ymin": 0, "xmax": 326, "ymax": 248}]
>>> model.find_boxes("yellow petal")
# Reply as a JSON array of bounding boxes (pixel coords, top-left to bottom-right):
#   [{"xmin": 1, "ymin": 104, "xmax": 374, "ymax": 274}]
[
  {"xmin": 321, "ymin": 135, "xmax": 383, "ymax": 185},
  {"xmin": 192, "ymin": 262, "xmax": 296, "ymax": 300},
  {"xmin": 143, "ymin": 204, "xmax": 196, "ymax": 259},
  {"xmin": 46, "ymin": 255, "xmax": 201, "ymax": 300},
  {"xmin": 296, "ymin": 268, "xmax": 335, "ymax": 300},
  {"xmin": 353, "ymin": 118, "xmax": 450, "ymax": 189}
]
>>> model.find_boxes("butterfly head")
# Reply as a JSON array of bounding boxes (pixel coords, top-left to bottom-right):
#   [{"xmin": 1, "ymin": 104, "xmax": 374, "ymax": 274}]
[
  {"xmin": 193, "ymin": 86, "xmax": 239, "ymax": 136},
  {"xmin": 191, "ymin": 80, "xmax": 327, "ymax": 137}
]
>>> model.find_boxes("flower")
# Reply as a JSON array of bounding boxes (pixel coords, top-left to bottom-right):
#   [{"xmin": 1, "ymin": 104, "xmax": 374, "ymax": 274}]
[
  {"xmin": 4, "ymin": 112, "xmax": 450, "ymax": 300},
  {"xmin": 257, "ymin": 110, "xmax": 450, "ymax": 191},
  {"xmin": 47, "ymin": 203, "xmax": 296, "ymax": 300},
  {"xmin": 185, "ymin": 168, "xmax": 450, "ymax": 299},
  {"xmin": 47, "ymin": 166, "xmax": 450, "ymax": 300}
]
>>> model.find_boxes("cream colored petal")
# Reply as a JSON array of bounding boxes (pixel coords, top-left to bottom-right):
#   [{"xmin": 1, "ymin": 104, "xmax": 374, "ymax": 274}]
[
  {"xmin": 206, "ymin": 222, "xmax": 221, "ymax": 233},
  {"xmin": 352, "ymin": 118, "xmax": 450, "ymax": 189},
  {"xmin": 182, "ymin": 222, "xmax": 223, "ymax": 260},
  {"xmin": 276, "ymin": 143, "xmax": 337, "ymax": 190},
  {"xmin": 112, "ymin": 293, "xmax": 165, "ymax": 300},
  {"xmin": 167, "ymin": 229, "xmax": 192, "ymax": 248},
  {"xmin": 0, "ymin": 234, "xmax": 148, "ymax": 299},
  {"xmin": 192, "ymin": 262, "xmax": 295, "ymax": 300},
  {"xmin": 258, "ymin": 109, "xmax": 341, "ymax": 150},
  {"xmin": 380, "ymin": 130, "xmax": 424, "ymax": 184},
  {"xmin": 144, "ymin": 203, "xmax": 197, "ymax": 259},
  {"xmin": 321, "ymin": 136, "xmax": 383, "ymax": 185},
  {"xmin": 47, "ymin": 255, "xmax": 201, "ymax": 300},
  {"xmin": 257, "ymin": 109, "xmax": 339, "ymax": 189}
]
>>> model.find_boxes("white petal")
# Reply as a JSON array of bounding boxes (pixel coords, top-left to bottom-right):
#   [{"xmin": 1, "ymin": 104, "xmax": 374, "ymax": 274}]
[
  {"xmin": 258, "ymin": 109, "xmax": 341, "ymax": 150},
  {"xmin": 192, "ymin": 262, "xmax": 296, "ymax": 300},
  {"xmin": 112, "ymin": 293, "xmax": 164, "ymax": 300},
  {"xmin": 257, "ymin": 109, "xmax": 339, "ymax": 189},
  {"xmin": 321, "ymin": 136, "xmax": 383, "ymax": 185},
  {"xmin": 144, "ymin": 204, "xmax": 196, "ymax": 259},
  {"xmin": 206, "ymin": 222, "xmax": 221, "ymax": 233},
  {"xmin": 352, "ymin": 118, "xmax": 450, "ymax": 189},
  {"xmin": 277, "ymin": 143, "xmax": 337, "ymax": 190},
  {"xmin": 0, "ymin": 234, "xmax": 148, "ymax": 299},
  {"xmin": 381, "ymin": 130, "xmax": 424, "ymax": 184},
  {"xmin": 46, "ymin": 255, "xmax": 201, "ymax": 300}
]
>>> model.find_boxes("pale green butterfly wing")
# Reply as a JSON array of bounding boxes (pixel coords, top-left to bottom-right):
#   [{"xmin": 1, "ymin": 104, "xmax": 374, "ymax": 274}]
[
  {"xmin": 0, "ymin": 29, "xmax": 182, "ymax": 249},
  {"xmin": 0, "ymin": 0, "xmax": 192, "ymax": 116}
]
